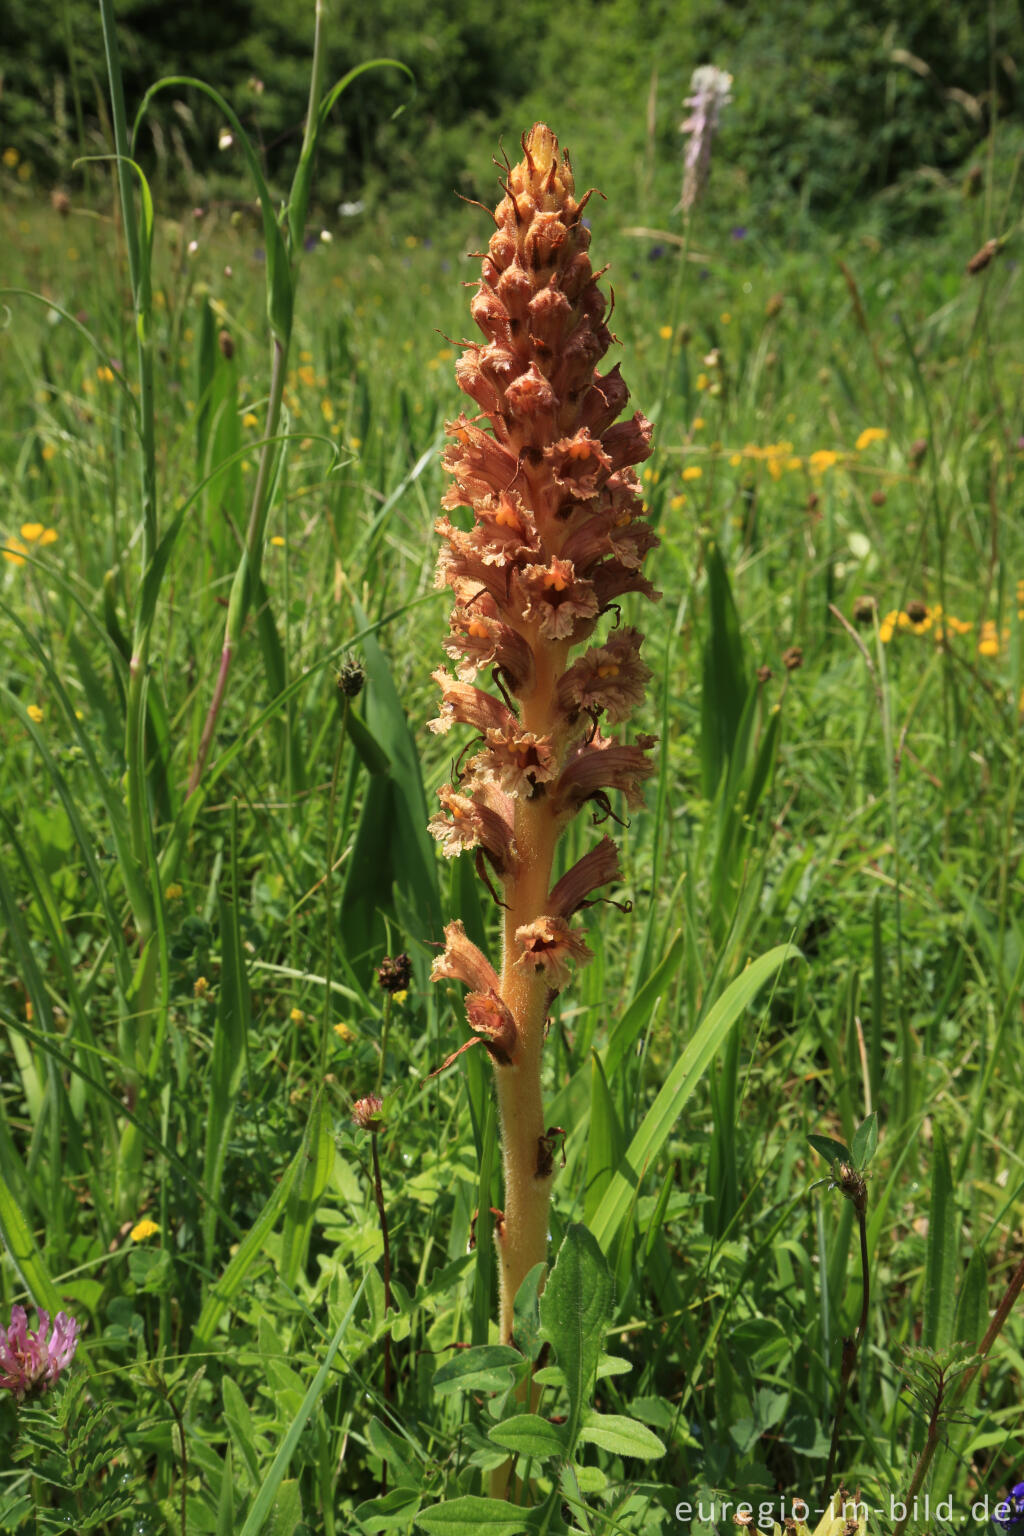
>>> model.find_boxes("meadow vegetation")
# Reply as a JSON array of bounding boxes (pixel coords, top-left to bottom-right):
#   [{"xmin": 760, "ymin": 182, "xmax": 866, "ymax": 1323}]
[{"xmin": 0, "ymin": 3, "xmax": 1023, "ymax": 1532}]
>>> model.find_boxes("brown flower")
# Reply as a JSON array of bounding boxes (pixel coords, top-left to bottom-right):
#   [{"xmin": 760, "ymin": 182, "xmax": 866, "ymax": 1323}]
[{"xmin": 514, "ymin": 915, "xmax": 593, "ymax": 990}]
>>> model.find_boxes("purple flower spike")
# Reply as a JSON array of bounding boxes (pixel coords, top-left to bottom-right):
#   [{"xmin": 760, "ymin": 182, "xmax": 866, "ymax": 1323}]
[{"xmin": 0, "ymin": 1305, "xmax": 80, "ymax": 1401}]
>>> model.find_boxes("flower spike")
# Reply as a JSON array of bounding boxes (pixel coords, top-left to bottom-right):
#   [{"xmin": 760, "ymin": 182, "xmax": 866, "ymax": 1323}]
[{"xmin": 430, "ymin": 124, "xmax": 659, "ymax": 1347}]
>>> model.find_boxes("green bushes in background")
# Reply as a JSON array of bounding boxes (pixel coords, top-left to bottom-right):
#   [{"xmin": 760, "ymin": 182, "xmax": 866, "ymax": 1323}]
[{"xmin": 1, "ymin": 0, "xmax": 1021, "ymax": 230}]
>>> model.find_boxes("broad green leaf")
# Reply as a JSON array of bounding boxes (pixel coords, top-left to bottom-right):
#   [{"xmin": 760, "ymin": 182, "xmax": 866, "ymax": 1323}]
[
  {"xmin": 808, "ymin": 1134, "xmax": 853, "ymax": 1168},
  {"xmin": 540, "ymin": 1225, "xmax": 613, "ymax": 1447},
  {"xmin": 590, "ymin": 946, "xmax": 800, "ymax": 1252},
  {"xmin": 355, "ymin": 1488, "xmax": 422, "ymax": 1532},
  {"xmin": 577, "ymin": 1413, "xmax": 666, "ymax": 1460},
  {"xmin": 851, "ymin": 1112, "xmax": 879, "ymax": 1170},
  {"xmin": 416, "ymin": 1496, "xmax": 544, "ymax": 1535},
  {"xmin": 431, "ymin": 1345, "xmax": 521, "ymax": 1396},
  {"xmin": 487, "ymin": 1413, "xmax": 567, "ymax": 1459}
]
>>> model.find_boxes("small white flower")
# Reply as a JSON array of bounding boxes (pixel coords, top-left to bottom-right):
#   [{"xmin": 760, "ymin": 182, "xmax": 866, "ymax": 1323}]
[
  {"xmin": 339, "ymin": 199, "xmax": 365, "ymax": 218},
  {"xmin": 218, "ymin": 128, "xmax": 234, "ymax": 151},
  {"xmin": 319, "ymin": 229, "xmax": 333, "ymax": 244}
]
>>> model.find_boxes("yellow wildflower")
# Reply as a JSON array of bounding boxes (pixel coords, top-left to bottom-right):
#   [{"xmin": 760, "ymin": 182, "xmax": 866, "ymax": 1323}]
[
  {"xmin": 96, "ymin": 365, "xmax": 115, "ymax": 384},
  {"xmin": 978, "ymin": 621, "xmax": 999, "ymax": 658},
  {"xmin": 164, "ymin": 883, "xmax": 183, "ymax": 901},
  {"xmin": 682, "ymin": 465, "xmax": 703, "ymax": 481},
  {"xmin": 659, "ymin": 325, "xmax": 673, "ymax": 340},
  {"xmin": 669, "ymin": 494, "xmax": 687, "ymax": 510},
  {"xmin": 333, "ymin": 1022, "xmax": 354, "ymax": 1042},
  {"xmin": 692, "ymin": 416, "xmax": 706, "ymax": 430},
  {"xmin": 3, "ymin": 538, "xmax": 27, "ymax": 566},
  {"xmin": 855, "ymin": 427, "xmax": 887, "ymax": 452},
  {"xmin": 696, "ymin": 372, "xmax": 709, "ymax": 391},
  {"xmin": 20, "ymin": 522, "xmax": 45, "ymax": 542},
  {"xmin": 27, "ymin": 705, "xmax": 44, "ymax": 723},
  {"xmin": 719, "ymin": 311, "xmax": 732, "ymax": 324},
  {"xmin": 729, "ymin": 453, "xmax": 742, "ymax": 467},
  {"xmin": 2, "ymin": 147, "xmax": 19, "ymax": 169},
  {"xmin": 270, "ymin": 535, "xmax": 286, "ymax": 548},
  {"xmin": 41, "ymin": 444, "xmax": 57, "ymax": 462},
  {"xmin": 243, "ymin": 411, "xmax": 259, "ymax": 428},
  {"xmin": 290, "ymin": 1007, "xmax": 304, "ymax": 1024},
  {"xmin": 193, "ymin": 976, "xmax": 209, "ymax": 999},
  {"xmin": 130, "ymin": 1219, "xmax": 160, "ymax": 1242},
  {"xmin": 297, "ymin": 364, "xmax": 316, "ymax": 388},
  {"xmin": 809, "ymin": 449, "xmax": 840, "ymax": 474}
]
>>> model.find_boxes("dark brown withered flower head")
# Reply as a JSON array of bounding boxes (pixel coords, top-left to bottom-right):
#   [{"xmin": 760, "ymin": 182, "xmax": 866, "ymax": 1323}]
[{"xmin": 377, "ymin": 953, "xmax": 412, "ymax": 994}]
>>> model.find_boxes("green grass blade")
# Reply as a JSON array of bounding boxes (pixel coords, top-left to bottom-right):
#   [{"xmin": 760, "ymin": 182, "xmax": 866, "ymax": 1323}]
[{"xmin": 589, "ymin": 945, "xmax": 800, "ymax": 1253}]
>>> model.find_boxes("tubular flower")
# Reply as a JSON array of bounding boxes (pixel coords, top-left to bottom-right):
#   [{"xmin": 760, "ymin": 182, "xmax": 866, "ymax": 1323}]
[{"xmin": 429, "ymin": 124, "xmax": 659, "ymax": 1346}]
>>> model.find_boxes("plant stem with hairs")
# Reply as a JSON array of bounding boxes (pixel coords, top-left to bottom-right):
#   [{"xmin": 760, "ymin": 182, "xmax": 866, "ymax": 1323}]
[{"xmin": 428, "ymin": 124, "xmax": 659, "ymax": 1353}]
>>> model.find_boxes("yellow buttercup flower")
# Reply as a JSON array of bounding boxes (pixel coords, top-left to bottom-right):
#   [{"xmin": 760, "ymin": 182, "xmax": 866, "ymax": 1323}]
[
  {"xmin": 27, "ymin": 705, "xmax": 44, "ymax": 723},
  {"xmin": 3, "ymin": 538, "xmax": 28, "ymax": 566},
  {"xmin": 659, "ymin": 325, "xmax": 673, "ymax": 340},
  {"xmin": 682, "ymin": 465, "xmax": 703, "ymax": 481},
  {"xmin": 808, "ymin": 449, "xmax": 840, "ymax": 474},
  {"xmin": 855, "ymin": 427, "xmax": 887, "ymax": 452},
  {"xmin": 130, "ymin": 1219, "xmax": 160, "ymax": 1242}
]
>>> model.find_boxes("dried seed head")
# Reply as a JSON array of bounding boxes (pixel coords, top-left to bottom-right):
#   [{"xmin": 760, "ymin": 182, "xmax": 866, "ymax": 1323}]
[
  {"xmin": 377, "ymin": 953, "xmax": 412, "ymax": 994},
  {"xmin": 337, "ymin": 655, "xmax": 366, "ymax": 699}
]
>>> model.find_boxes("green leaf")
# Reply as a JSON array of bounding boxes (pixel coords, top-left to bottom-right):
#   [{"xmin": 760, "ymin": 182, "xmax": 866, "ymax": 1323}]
[
  {"xmin": 202, "ymin": 893, "xmax": 250, "ymax": 1268},
  {"xmin": 808, "ymin": 1134, "xmax": 853, "ymax": 1168},
  {"xmin": 431, "ymin": 1345, "xmax": 521, "ymax": 1396},
  {"xmin": 851, "ymin": 1112, "xmax": 879, "ymax": 1169},
  {"xmin": 237, "ymin": 1296, "xmax": 361, "ymax": 1536},
  {"xmin": 487, "ymin": 1414, "xmax": 567, "ymax": 1459},
  {"xmin": 590, "ymin": 946, "xmax": 800, "ymax": 1252},
  {"xmin": 0, "ymin": 1170, "xmax": 62, "ymax": 1315},
  {"xmin": 922, "ymin": 1126, "xmax": 957, "ymax": 1351},
  {"xmin": 577, "ymin": 1413, "xmax": 666, "ymax": 1460},
  {"xmin": 540, "ymin": 1225, "xmax": 613, "ymax": 1448},
  {"xmin": 602, "ymin": 930, "xmax": 685, "ymax": 1080},
  {"xmin": 279, "ymin": 1094, "xmax": 335, "ymax": 1288},
  {"xmin": 193, "ymin": 1138, "xmax": 307, "ymax": 1347},
  {"xmin": 415, "ymin": 1496, "xmax": 541, "ymax": 1535},
  {"xmin": 700, "ymin": 540, "xmax": 749, "ymax": 800},
  {"xmin": 511, "ymin": 1262, "xmax": 546, "ymax": 1362},
  {"xmin": 355, "ymin": 1488, "xmax": 423, "ymax": 1532}
]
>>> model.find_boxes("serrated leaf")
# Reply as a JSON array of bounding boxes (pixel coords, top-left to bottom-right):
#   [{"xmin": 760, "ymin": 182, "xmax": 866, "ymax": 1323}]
[
  {"xmin": 487, "ymin": 1413, "xmax": 567, "ymax": 1459},
  {"xmin": 807, "ymin": 1134, "xmax": 852, "ymax": 1168},
  {"xmin": 577, "ymin": 1413, "xmax": 666, "ymax": 1459},
  {"xmin": 851, "ymin": 1111, "xmax": 879, "ymax": 1169},
  {"xmin": 432, "ymin": 1345, "xmax": 521, "ymax": 1396}
]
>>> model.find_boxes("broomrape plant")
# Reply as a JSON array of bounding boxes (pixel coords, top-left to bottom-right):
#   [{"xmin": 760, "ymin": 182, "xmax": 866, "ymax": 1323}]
[{"xmin": 428, "ymin": 123, "xmax": 659, "ymax": 1344}]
